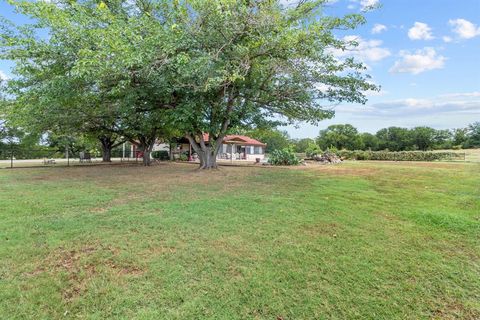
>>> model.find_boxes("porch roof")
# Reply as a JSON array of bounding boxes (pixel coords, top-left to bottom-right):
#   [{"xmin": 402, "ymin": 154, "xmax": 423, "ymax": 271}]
[{"xmin": 202, "ymin": 134, "xmax": 266, "ymax": 146}]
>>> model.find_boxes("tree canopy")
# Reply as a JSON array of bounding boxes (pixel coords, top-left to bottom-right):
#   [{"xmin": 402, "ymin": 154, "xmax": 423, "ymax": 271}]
[{"xmin": 1, "ymin": 0, "xmax": 378, "ymax": 167}]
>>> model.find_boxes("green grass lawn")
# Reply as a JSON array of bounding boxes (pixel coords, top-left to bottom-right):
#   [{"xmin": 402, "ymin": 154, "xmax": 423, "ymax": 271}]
[{"xmin": 0, "ymin": 162, "xmax": 479, "ymax": 319}]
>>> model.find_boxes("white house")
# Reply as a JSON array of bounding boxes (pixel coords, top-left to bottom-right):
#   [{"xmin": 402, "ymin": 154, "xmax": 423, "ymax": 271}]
[{"xmin": 130, "ymin": 134, "xmax": 266, "ymax": 161}]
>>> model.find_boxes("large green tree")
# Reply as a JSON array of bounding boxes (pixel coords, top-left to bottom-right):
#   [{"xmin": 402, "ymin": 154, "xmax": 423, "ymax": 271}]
[
  {"xmin": 1, "ymin": 0, "xmax": 172, "ymax": 165},
  {"xmin": 146, "ymin": 0, "xmax": 377, "ymax": 168},
  {"xmin": 2, "ymin": 0, "xmax": 377, "ymax": 169}
]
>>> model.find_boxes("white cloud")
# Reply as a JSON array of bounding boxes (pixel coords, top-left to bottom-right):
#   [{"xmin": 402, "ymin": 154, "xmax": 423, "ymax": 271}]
[
  {"xmin": 335, "ymin": 94, "xmax": 480, "ymax": 118},
  {"xmin": 371, "ymin": 24, "xmax": 387, "ymax": 34},
  {"xmin": 448, "ymin": 18, "xmax": 480, "ymax": 39},
  {"xmin": 442, "ymin": 36, "xmax": 453, "ymax": 43},
  {"xmin": 390, "ymin": 47, "xmax": 446, "ymax": 75},
  {"xmin": 0, "ymin": 70, "xmax": 8, "ymax": 81},
  {"xmin": 279, "ymin": 0, "xmax": 337, "ymax": 7},
  {"xmin": 359, "ymin": 0, "xmax": 379, "ymax": 11},
  {"xmin": 408, "ymin": 22, "xmax": 434, "ymax": 40},
  {"xmin": 440, "ymin": 91, "xmax": 480, "ymax": 98},
  {"xmin": 347, "ymin": 0, "xmax": 379, "ymax": 11},
  {"xmin": 331, "ymin": 35, "xmax": 391, "ymax": 63}
]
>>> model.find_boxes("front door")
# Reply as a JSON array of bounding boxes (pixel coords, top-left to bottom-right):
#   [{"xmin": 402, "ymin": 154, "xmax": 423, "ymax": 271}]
[{"xmin": 236, "ymin": 146, "xmax": 246, "ymax": 159}]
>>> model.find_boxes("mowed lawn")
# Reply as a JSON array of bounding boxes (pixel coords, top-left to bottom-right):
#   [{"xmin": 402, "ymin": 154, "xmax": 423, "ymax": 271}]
[{"xmin": 0, "ymin": 162, "xmax": 479, "ymax": 319}]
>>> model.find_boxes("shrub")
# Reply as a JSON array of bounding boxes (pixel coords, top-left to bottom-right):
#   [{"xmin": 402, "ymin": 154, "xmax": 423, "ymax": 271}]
[
  {"xmin": 335, "ymin": 150, "xmax": 464, "ymax": 161},
  {"xmin": 151, "ymin": 150, "xmax": 170, "ymax": 160},
  {"xmin": 305, "ymin": 143, "xmax": 321, "ymax": 158},
  {"xmin": 178, "ymin": 153, "xmax": 188, "ymax": 161},
  {"xmin": 268, "ymin": 148, "xmax": 300, "ymax": 165}
]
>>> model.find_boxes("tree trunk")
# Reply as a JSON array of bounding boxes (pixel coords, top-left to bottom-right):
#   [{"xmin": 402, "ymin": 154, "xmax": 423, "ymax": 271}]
[
  {"xmin": 99, "ymin": 136, "xmax": 113, "ymax": 162},
  {"xmin": 196, "ymin": 147, "xmax": 219, "ymax": 169},
  {"xmin": 169, "ymin": 143, "xmax": 174, "ymax": 161},
  {"xmin": 102, "ymin": 147, "xmax": 111, "ymax": 162},
  {"xmin": 185, "ymin": 135, "xmax": 221, "ymax": 169},
  {"xmin": 142, "ymin": 150, "xmax": 151, "ymax": 166},
  {"xmin": 141, "ymin": 140, "xmax": 155, "ymax": 166}
]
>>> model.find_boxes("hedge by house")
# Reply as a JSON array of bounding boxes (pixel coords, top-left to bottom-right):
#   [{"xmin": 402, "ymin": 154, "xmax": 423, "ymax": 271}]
[
  {"xmin": 268, "ymin": 148, "xmax": 301, "ymax": 166},
  {"xmin": 336, "ymin": 150, "xmax": 464, "ymax": 161},
  {"xmin": 151, "ymin": 150, "xmax": 170, "ymax": 161}
]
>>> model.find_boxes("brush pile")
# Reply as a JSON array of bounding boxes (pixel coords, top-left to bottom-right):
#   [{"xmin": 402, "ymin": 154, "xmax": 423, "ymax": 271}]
[{"xmin": 312, "ymin": 152, "xmax": 342, "ymax": 164}]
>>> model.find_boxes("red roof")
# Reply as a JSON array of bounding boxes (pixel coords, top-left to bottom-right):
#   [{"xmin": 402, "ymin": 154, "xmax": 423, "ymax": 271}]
[{"xmin": 201, "ymin": 133, "xmax": 266, "ymax": 146}]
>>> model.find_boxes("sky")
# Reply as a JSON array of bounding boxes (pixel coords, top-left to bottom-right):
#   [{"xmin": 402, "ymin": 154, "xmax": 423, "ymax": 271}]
[{"xmin": 1, "ymin": 0, "xmax": 479, "ymax": 138}]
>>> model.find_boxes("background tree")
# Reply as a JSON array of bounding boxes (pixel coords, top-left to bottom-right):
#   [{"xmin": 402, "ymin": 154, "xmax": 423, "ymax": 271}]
[
  {"xmin": 433, "ymin": 129, "xmax": 453, "ymax": 149},
  {"xmin": 245, "ymin": 128, "xmax": 291, "ymax": 153},
  {"xmin": 466, "ymin": 122, "xmax": 480, "ymax": 148},
  {"xmin": 317, "ymin": 124, "xmax": 362, "ymax": 150},
  {"xmin": 292, "ymin": 138, "xmax": 316, "ymax": 153},
  {"xmin": 453, "ymin": 128, "xmax": 468, "ymax": 148},
  {"xmin": 410, "ymin": 126, "xmax": 436, "ymax": 151},
  {"xmin": 376, "ymin": 127, "xmax": 412, "ymax": 151},
  {"xmin": 359, "ymin": 132, "xmax": 379, "ymax": 151}
]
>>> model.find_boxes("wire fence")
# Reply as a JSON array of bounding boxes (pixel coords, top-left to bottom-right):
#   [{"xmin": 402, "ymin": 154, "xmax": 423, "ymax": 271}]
[{"xmin": 0, "ymin": 146, "xmax": 142, "ymax": 169}]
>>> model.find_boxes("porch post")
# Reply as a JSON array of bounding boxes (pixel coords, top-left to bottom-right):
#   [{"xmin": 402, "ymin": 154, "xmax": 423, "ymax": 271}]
[{"xmin": 230, "ymin": 143, "xmax": 233, "ymax": 163}]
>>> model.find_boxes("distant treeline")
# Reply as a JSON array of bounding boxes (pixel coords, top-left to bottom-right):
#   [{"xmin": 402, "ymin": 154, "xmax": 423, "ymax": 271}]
[
  {"xmin": 244, "ymin": 122, "xmax": 480, "ymax": 154},
  {"xmin": 312, "ymin": 122, "xmax": 480, "ymax": 151}
]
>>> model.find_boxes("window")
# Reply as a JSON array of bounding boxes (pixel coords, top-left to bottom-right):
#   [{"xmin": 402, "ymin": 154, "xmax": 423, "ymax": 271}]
[{"xmin": 254, "ymin": 146, "xmax": 262, "ymax": 154}]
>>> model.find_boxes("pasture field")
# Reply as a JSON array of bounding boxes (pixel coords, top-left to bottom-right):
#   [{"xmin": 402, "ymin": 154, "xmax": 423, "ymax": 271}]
[{"xmin": 0, "ymin": 162, "xmax": 479, "ymax": 319}]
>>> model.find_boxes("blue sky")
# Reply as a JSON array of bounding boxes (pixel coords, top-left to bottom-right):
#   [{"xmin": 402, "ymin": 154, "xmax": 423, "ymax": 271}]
[{"xmin": 1, "ymin": 0, "xmax": 479, "ymax": 138}]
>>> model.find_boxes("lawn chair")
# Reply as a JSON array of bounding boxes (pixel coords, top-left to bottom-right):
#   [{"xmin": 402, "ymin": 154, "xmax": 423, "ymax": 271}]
[
  {"xmin": 43, "ymin": 158, "xmax": 56, "ymax": 165},
  {"xmin": 79, "ymin": 151, "xmax": 92, "ymax": 163}
]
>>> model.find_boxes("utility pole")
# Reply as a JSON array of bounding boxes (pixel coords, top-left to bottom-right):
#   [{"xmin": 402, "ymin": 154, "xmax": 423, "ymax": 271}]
[
  {"xmin": 66, "ymin": 144, "xmax": 70, "ymax": 167},
  {"xmin": 10, "ymin": 144, "xmax": 13, "ymax": 169}
]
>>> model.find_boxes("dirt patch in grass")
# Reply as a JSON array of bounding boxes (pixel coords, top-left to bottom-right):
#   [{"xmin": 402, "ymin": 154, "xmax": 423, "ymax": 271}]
[
  {"xmin": 30, "ymin": 243, "xmax": 145, "ymax": 301},
  {"xmin": 431, "ymin": 300, "xmax": 480, "ymax": 320},
  {"xmin": 300, "ymin": 222, "xmax": 341, "ymax": 238},
  {"xmin": 302, "ymin": 164, "xmax": 379, "ymax": 177}
]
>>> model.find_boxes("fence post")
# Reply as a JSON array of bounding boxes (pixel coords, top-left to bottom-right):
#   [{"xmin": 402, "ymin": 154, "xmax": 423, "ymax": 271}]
[
  {"xmin": 66, "ymin": 145, "xmax": 70, "ymax": 167},
  {"xmin": 10, "ymin": 145, "xmax": 13, "ymax": 169}
]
